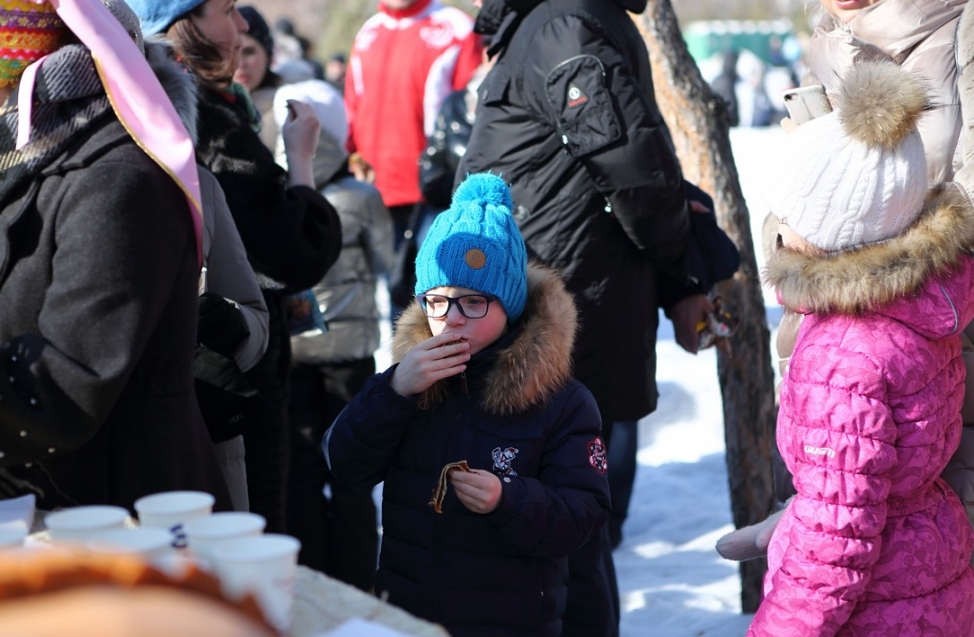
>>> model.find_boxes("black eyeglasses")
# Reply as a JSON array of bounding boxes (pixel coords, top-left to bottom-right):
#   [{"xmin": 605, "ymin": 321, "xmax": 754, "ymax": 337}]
[{"xmin": 416, "ymin": 294, "xmax": 497, "ymax": 319}]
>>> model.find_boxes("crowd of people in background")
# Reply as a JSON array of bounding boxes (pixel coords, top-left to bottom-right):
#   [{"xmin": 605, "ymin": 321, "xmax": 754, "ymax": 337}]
[
  {"xmin": 4, "ymin": 0, "xmax": 974, "ymax": 635},
  {"xmin": 702, "ymin": 32, "xmax": 804, "ymax": 128}
]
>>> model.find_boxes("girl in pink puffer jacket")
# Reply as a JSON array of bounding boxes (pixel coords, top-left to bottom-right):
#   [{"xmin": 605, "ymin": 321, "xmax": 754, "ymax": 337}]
[{"xmin": 751, "ymin": 61, "xmax": 974, "ymax": 636}]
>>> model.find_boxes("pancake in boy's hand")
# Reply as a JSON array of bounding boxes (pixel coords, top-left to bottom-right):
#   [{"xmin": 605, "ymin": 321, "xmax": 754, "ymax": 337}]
[{"xmin": 429, "ymin": 460, "xmax": 472, "ymax": 513}]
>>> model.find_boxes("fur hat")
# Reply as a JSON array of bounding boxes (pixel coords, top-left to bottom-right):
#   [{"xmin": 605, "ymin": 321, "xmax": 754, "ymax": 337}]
[
  {"xmin": 0, "ymin": 0, "xmax": 67, "ymax": 87},
  {"xmin": 238, "ymin": 6, "xmax": 273, "ymax": 62},
  {"xmin": 122, "ymin": 0, "xmax": 204, "ymax": 37},
  {"xmin": 763, "ymin": 62, "xmax": 929, "ymax": 251},
  {"xmin": 414, "ymin": 173, "xmax": 528, "ymax": 321}
]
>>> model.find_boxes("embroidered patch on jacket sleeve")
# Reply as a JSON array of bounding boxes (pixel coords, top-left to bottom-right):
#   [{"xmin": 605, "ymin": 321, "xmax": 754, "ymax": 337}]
[
  {"xmin": 588, "ymin": 437, "xmax": 608, "ymax": 474},
  {"xmin": 544, "ymin": 54, "xmax": 621, "ymax": 158}
]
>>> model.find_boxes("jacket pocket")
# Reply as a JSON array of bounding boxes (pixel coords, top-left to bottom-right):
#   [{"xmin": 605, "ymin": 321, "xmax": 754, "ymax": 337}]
[{"xmin": 544, "ymin": 54, "xmax": 622, "ymax": 157}]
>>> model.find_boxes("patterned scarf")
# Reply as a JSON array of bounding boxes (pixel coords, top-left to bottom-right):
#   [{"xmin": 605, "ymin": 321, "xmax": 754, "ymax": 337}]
[
  {"xmin": 0, "ymin": 0, "xmax": 68, "ymax": 87},
  {"xmin": 0, "ymin": 43, "xmax": 111, "ymax": 208}
]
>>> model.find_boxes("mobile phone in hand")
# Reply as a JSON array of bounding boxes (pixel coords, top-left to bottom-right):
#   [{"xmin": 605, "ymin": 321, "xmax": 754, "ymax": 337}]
[{"xmin": 782, "ymin": 85, "xmax": 832, "ymax": 125}]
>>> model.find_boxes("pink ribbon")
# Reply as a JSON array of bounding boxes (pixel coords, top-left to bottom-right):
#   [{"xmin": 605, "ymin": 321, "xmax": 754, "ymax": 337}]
[{"xmin": 17, "ymin": 0, "xmax": 203, "ymax": 267}]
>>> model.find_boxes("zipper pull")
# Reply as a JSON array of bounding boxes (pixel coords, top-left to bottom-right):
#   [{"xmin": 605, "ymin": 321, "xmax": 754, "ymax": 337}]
[{"xmin": 460, "ymin": 371, "xmax": 468, "ymax": 395}]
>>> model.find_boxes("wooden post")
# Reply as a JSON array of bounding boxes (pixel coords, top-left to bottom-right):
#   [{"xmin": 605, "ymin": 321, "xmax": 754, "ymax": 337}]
[{"xmin": 634, "ymin": 1, "xmax": 779, "ymax": 613}]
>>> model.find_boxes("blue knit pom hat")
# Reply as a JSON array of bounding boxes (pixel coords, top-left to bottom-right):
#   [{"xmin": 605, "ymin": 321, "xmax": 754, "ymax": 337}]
[
  {"xmin": 415, "ymin": 173, "xmax": 528, "ymax": 321},
  {"xmin": 122, "ymin": 0, "xmax": 205, "ymax": 36}
]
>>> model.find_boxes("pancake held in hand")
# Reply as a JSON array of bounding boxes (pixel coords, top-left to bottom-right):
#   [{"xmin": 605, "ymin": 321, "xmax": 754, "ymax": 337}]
[{"xmin": 429, "ymin": 460, "xmax": 472, "ymax": 513}]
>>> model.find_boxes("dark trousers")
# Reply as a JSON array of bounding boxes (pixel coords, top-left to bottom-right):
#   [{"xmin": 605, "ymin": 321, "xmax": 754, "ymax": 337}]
[
  {"xmin": 287, "ymin": 359, "xmax": 378, "ymax": 591},
  {"xmin": 607, "ymin": 420, "xmax": 638, "ymax": 549},
  {"xmin": 243, "ymin": 292, "xmax": 292, "ymax": 533},
  {"xmin": 389, "ymin": 204, "xmax": 416, "ymax": 324}
]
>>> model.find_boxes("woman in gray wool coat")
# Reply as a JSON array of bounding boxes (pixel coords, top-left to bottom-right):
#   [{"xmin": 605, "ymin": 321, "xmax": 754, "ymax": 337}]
[{"xmin": 0, "ymin": 0, "xmax": 231, "ymax": 511}]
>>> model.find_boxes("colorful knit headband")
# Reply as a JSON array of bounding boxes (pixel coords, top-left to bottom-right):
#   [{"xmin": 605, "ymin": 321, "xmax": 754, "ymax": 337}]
[
  {"xmin": 0, "ymin": 0, "xmax": 67, "ymax": 88},
  {"xmin": 10, "ymin": 0, "xmax": 203, "ymax": 266}
]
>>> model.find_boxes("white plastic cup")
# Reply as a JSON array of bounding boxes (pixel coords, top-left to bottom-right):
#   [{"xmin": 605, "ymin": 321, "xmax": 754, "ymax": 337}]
[
  {"xmin": 45, "ymin": 505, "xmax": 129, "ymax": 543},
  {"xmin": 184, "ymin": 511, "xmax": 266, "ymax": 564},
  {"xmin": 134, "ymin": 491, "xmax": 214, "ymax": 549},
  {"xmin": 211, "ymin": 533, "xmax": 301, "ymax": 634},
  {"xmin": 86, "ymin": 527, "xmax": 174, "ymax": 561},
  {"xmin": 0, "ymin": 526, "xmax": 27, "ymax": 550}
]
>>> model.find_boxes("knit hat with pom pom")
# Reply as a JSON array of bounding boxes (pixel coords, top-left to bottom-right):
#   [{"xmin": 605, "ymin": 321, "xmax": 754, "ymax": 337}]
[
  {"xmin": 414, "ymin": 173, "xmax": 528, "ymax": 321},
  {"xmin": 763, "ymin": 61, "xmax": 929, "ymax": 251}
]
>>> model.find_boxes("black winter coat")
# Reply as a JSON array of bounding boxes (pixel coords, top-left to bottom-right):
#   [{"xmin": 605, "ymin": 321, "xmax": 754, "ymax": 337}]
[
  {"xmin": 458, "ymin": 0, "xmax": 695, "ymax": 424},
  {"xmin": 0, "ymin": 50, "xmax": 231, "ymax": 510},
  {"xmin": 193, "ymin": 89, "xmax": 343, "ymax": 405},
  {"xmin": 193, "ymin": 87, "xmax": 342, "ymax": 296},
  {"xmin": 325, "ymin": 266, "xmax": 610, "ymax": 637},
  {"xmin": 193, "ymin": 85, "xmax": 343, "ymax": 530}
]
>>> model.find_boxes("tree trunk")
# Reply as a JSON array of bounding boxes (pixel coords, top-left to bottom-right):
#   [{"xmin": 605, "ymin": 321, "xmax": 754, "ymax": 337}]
[{"xmin": 635, "ymin": 1, "xmax": 779, "ymax": 614}]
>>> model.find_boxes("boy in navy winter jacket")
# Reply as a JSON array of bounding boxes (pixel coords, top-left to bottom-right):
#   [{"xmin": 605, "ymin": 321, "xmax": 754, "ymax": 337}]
[{"xmin": 324, "ymin": 173, "xmax": 611, "ymax": 637}]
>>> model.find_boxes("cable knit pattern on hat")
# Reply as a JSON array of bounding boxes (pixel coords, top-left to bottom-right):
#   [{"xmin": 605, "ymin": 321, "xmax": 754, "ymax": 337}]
[
  {"xmin": 414, "ymin": 173, "xmax": 528, "ymax": 321},
  {"xmin": 764, "ymin": 62, "xmax": 929, "ymax": 251}
]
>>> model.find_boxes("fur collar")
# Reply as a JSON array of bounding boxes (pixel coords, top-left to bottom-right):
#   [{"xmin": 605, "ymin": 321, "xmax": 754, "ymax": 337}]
[
  {"xmin": 392, "ymin": 263, "xmax": 577, "ymax": 415},
  {"xmin": 145, "ymin": 39, "xmax": 198, "ymax": 144},
  {"xmin": 765, "ymin": 183, "xmax": 974, "ymax": 314}
]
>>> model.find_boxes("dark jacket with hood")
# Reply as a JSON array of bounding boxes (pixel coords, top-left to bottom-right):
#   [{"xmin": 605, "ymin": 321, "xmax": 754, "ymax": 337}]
[
  {"xmin": 0, "ymin": 45, "xmax": 231, "ymax": 511},
  {"xmin": 457, "ymin": 0, "xmax": 696, "ymax": 425},
  {"xmin": 189, "ymin": 48, "xmax": 343, "ymax": 530},
  {"xmin": 144, "ymin": 41, "xmax": 268, "ymax": 375},
  {"xmin": 192, "ymin": 76, "xmax": 342, "ymax": 404},
  {"xmin": 324, "ymin": 265, "xmax": 611, "ymax": 637}
]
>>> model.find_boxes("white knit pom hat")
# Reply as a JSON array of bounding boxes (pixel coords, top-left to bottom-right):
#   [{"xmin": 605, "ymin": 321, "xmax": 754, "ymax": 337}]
[
  {"xmin": 763, "ymin": 62, "xmax": 929, "ymax": 251},
  {"xmin": 273, "ymin": 79, "xmax": 348, "ymax": 149}
]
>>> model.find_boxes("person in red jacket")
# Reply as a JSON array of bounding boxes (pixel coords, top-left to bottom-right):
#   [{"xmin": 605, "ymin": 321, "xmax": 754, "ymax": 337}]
[{"xmin": 345, "ymin": 0, "xmax": 483, "ymax": 316}]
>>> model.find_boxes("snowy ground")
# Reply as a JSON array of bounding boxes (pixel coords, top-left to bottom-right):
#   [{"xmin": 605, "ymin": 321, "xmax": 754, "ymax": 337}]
[{"xmin": 616, "ymin": 339, "xmax": 753, "ymax": 637}]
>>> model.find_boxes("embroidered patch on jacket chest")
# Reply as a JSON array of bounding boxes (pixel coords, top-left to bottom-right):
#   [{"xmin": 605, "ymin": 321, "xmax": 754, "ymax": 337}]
[{"xmin": 492, "ymin": 446, "xmax": 519, "ymax": 476}]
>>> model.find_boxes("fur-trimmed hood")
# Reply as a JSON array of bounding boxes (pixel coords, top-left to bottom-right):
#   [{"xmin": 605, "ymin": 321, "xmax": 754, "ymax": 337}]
[
  {"xmin": 391, "ymin": 263, "xmax": 577, "ymax": 415},
  {"xmin": 765, "ymin": 183, "xmax": 974, "ymax": 325}
]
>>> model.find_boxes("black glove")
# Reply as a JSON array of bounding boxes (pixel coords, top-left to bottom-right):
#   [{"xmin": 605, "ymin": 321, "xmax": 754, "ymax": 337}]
[
  {"xmin": 197, "ymin": 292, "xmax": 249, "ymax": 360},
  {"xmin": 659, "ymin": 183, "xmax": 741, "ymax": 310},
  {"xmin": 682, "ymin": 182, "xmax": 740, "ymax": 293}
]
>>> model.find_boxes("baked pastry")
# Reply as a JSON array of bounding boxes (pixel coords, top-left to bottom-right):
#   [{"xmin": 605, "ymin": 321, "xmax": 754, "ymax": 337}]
[
  {"xmin": 0, "ymin": 548, "xmax": 273, "ymax": 636},
  {"xmin": 428, "ymin": 461, "xmax": 472, "ymax": 514}
]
